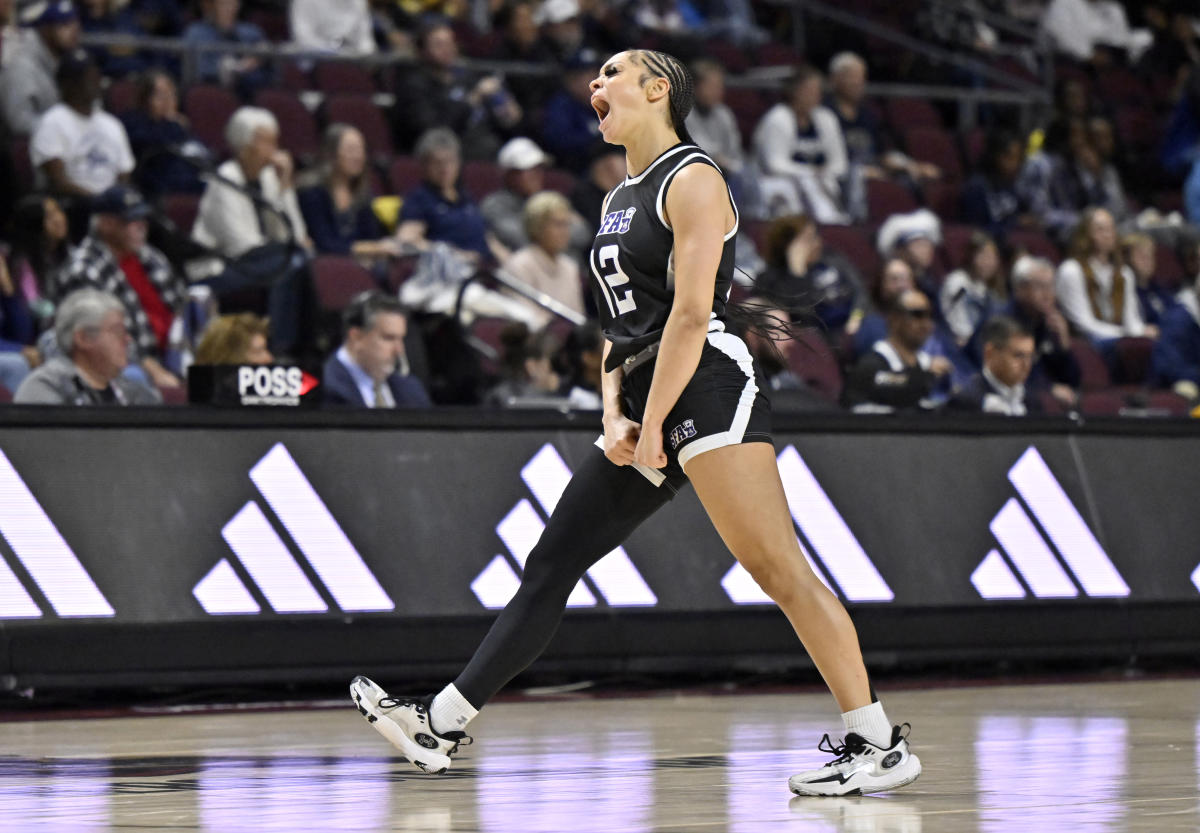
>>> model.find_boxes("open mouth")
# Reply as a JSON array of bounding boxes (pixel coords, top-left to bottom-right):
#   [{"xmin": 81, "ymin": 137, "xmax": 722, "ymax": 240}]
[{"xmin": 591, "ymin": 95, "xmax": 610, "ymax": 127}]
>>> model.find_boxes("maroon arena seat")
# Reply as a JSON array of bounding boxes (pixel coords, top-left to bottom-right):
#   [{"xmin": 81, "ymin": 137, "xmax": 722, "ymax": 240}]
[
  {"xmin": 702, "ymin": 38, "xmax": 748, "ymax": 74},
  {"xmin": 1114, "ymin": 107, "xmax": 1158, "ymax": 151},
  {"xmin": 184, "ymin": 85, "xmax": 240, "ymax": 155},
  {"xmin": 245, "ymin": 7, "xmax": 288, "ymax": 41},
  {"xmin": 922, "ymin": 179, "xmax": 961, "ymax": 222},
  {"xmin": 757, "ymin": 41, "xmax": 802, "ymax": 67},
  {"xmin": 254, "ymin": 89, "xmax": 320, "ymax": 162},
  {"xmin": 902, "ymin": 126, "xmax": 963, "ymax": 181},
  {"xmin": 0, "ymin": 384, "xmax": 11, "ymax": 403},
  {"xmin": 1005, "ymin": 228, "xmax": 1060, "ymax": 262},
  {"xmin": 740, "ymin": 219, "xmax": 767, "ymax": 252},
  {"xmin": 324, "ymin": 94, "xmax": 394, "ymax": 159},
  {"xmin": 819, "ymin": 225, "xmax": 879, "ymax": 281},
  {"xmin": 939, "ymin": 223, "xmax": 975, "ymax": 272},
  {"xmin": 314, "ymin": 61, "xmax": 377, "ymax": 95},
  {"xmin": 543, "ymin": 168, "xmax": 576, "ymax": 196},
  {"xmin": 1077, "ymin": 390, "xmax": 1126, "ymax": 416},
  {"xmin": 389, "ymin": 156, "xmax": 423, "ymax": 195},
  {"xmin": 1070, "ymin": 338, "xmax": 1112, "ymax": 390},
  {"xmin": 104, "ymin": 78, "xmax": 138, "ymax": 115},
  {"xmin": 786, "ymin": 328, "xmax": 843, "ymax": 403},
  {"xmin": 280, "ymin": 62, "xmax": 312, "ymax": 91},
  {"xmin": 1112, "ymin": 336, "xmax": 1155, "ymax": 385},
  {"xmin": 885, "ymin": 97, "xmax": 941, "ymax": 132},
  {"xmin": 1094, "ymin": 68, "xmax": 1148, "ymax": 104},
  {"xmin": 961, "ymin": 127, "xmax": 986, "ymax": 170},
  {"xmin": 162, "ymin": 193, "xmax": 201, "ymax": 234},
  {"xmin": 313, "ymin": 255, "xmax": 378, "ymax": 313},
  {"xmin": 866, "ymin": 178, "xmax": 918, "ymax": 224},
  {"xmin": 725, "ymin": 88, "xmax": 769, "ymax": 145},
  {"xmin": 1144, "ymin": 391, "xmax": 1192, "ymax": 416},
  {"xmin": 462, "ymin": 160, "xmax": 504, "ymax": 199}
]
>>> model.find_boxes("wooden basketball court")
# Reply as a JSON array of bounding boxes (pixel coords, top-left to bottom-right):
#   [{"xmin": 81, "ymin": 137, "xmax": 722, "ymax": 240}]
[{"xmin": 2, "ymin": 677, "xmax": 1197, "ymax": 831}]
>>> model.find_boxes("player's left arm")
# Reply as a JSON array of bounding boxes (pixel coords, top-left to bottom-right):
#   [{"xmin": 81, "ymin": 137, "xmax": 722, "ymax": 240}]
[{"xmin": 635, "ymin": 163, "xmax": 733, "ymax": 468}]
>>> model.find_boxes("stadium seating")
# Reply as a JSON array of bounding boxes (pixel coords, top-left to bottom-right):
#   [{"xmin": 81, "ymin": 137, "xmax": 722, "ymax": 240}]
[
  {"xmin": 254, "ymin": 90, "xmax": 320, "ymax": 162},
  {"xmin": 184, "ymin": 85, "xmax": 240, "ymax": 155},
  {"xmin": 324, "ymin": 94, "xmax": 394, "ymax": 161}
]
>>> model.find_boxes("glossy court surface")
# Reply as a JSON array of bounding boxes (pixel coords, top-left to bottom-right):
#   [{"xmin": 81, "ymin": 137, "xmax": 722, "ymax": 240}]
[{"xmin": 1, "ymin": 678, "xmax": 1197, "ymax": 832}]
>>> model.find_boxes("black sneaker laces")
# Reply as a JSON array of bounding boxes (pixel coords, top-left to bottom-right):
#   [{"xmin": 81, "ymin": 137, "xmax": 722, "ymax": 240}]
[
  {"xmin": 816, "ymin": 732, "xmax": 868, "ymax": 767},
  {"xmin": 816, "ymin": 722, "xmax": 912, "ymax": 767}
]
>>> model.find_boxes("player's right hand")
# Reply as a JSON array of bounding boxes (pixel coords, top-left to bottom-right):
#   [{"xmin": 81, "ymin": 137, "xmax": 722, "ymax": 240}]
[{"xmin": 602, "ymin": 414, "xmax": 641, "ymax": 466}]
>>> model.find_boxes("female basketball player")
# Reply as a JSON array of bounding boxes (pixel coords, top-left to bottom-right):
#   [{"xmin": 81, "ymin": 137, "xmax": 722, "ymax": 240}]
[{"xmin": 351, "ymin": 49, "xmax": 921, "ymax": 797}]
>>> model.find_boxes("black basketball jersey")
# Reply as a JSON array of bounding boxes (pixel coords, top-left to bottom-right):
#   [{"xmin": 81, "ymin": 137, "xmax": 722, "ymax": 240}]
[{"xmin": 588, "ymin": 143, "xmax": 739, "ymax": 371}]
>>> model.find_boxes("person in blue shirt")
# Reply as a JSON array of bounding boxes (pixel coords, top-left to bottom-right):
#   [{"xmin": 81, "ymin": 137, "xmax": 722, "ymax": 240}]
[
  {"xmin": 540, "ymin": 49, "xmax": 603, "ymax": 173},
  {"xmin": 961, "ymin": 130, "xmax": 1036, "ymax": 242},
  {"xmin": 79, "ymin": 0, "xmax": 152, "ymax": 78},
  {"xmin": 396, "ymin": 127, "xmax": 493, "ymax": 260},
  {"xmin": 1121, "ymin": 231, "xmax": 1177, "ymax": 328},
  {"xmin": 297, "ymin": 123, "xmax": 397, "ymax": 259},
  {"xmin": 182, "ymin": 0, "xmax": 269, "ymax": 96},
  {"xmin": 1151, "ymin": 273, "xmax": 1200, "ymax": 394}
]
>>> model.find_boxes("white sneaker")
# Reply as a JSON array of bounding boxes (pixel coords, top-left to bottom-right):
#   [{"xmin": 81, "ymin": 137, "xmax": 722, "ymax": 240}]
[
  {"xmin": 788, "ymin": 724, "xmax": 921, "ymax": 797},
  {"xmin": 349, "ymin": 676, "xmax": 471, "ymax": 774}
]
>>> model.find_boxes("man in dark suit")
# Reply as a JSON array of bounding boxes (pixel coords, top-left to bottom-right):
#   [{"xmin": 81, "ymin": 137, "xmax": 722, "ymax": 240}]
[
  {"xmin": 949, "ymin": 316, "xmax": 1041, "ymax": 415},
  {"xmin": 323, "ymin": 291, "xmax": 431, "ymax": 408}
]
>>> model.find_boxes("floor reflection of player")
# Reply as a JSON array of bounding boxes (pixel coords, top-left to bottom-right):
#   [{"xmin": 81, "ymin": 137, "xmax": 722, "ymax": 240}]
[{"xmin": 351, "ymin": 48, "xmax": 921, "ymax": 797}]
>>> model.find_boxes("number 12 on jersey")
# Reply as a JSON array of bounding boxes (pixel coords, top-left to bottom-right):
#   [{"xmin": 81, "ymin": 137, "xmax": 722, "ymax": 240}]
[{"xmin": 594, "ymin": 244, "xmax": 638, "ymax": 317}]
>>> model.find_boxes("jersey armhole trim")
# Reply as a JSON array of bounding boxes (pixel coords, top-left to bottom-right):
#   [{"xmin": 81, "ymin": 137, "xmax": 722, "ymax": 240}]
[{"xmin": 655, "ymin": 155, "xmax": 740, "ymax": 242}]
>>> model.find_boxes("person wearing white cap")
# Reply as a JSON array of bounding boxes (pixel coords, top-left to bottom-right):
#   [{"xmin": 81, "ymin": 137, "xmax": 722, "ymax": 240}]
[
  {"xmin": 536, "ymin": 0, "xmax": 584, "ymax": 63},
  {"xmin": 875, "ymin": 207, "xmax": 942, "ymax": 303},
  {"xmin": 0, "ymin": 0, "xmax": 79, "ymax": 135},
  {"xmin": 482, "ymin": 136, "xmax": 590, "ymax": 258}
]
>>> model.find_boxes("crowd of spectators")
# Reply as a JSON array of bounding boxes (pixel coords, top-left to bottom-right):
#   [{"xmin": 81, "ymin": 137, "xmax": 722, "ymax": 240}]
[{"xmin": 0, "ymin": 0, "xmax": 1198, "ymax": 417}]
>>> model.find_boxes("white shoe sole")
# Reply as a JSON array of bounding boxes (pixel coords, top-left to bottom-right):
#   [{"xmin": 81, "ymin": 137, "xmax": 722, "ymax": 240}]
[
  {"xmin": 349, "ymin": 676, "xmax": 453, "ymax": 774},
  {"xmin": 789, "ymin": 753, "xmax": 922, "ymax": 797}
]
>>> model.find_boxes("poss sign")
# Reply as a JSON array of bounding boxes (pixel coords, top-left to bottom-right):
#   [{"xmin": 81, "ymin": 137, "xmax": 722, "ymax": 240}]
[{"xmin": 188, "ymin": 364, "xmax": 320, "ymax": 406}]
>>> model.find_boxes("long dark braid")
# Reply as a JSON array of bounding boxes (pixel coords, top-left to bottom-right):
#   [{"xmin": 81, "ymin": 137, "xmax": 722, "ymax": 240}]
[
  {"xmin": 635, "ymin": 51, "xmax": 815, "ymax": 353},
  {"xmin": 634, "ymin": 49, "xmax": 696, "ymax": 145}
]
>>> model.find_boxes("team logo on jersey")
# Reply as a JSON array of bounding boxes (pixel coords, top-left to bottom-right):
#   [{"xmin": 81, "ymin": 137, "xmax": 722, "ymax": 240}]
[
  {"xmin": 598, "ymin": 206, "xmax": 637, "ymax": 235},
  {"xmin": 668, "ymin": 419, "xmax": 697, "ymax": 449}
]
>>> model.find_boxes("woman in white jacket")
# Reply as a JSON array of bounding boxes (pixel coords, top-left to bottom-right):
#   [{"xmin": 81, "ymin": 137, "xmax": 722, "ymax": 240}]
[
  {"xmin": 752, "ymin": 66, "xmax": 849, "ymax": 224},
  {"xmin": 1055, "ymin": 206, "xmax": 1157, "ymax": 345}
]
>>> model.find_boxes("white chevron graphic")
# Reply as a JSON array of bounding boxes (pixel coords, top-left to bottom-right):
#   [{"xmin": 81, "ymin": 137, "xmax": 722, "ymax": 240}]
[
  {"xmin": 194, "ymin": 443, "xmax": 394, "ymax": 615},
  {"xmin": 0, "ymin": 449, "xmax": 113, "ymax": 619},
  {"xmin": 471, "ymin": 444, "xmax": 657, "ymax": 610},
  {"xmin": 723, "ymin": 445, "xmax": 892, "ymax": 604},
  {"xmin": 972, "ymin": 447, "xmax": 1129, "ymax": 600}
]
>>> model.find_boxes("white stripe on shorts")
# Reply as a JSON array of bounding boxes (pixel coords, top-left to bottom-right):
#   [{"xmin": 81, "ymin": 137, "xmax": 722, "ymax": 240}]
[{"xmin": 677, "ymin": 330, "xmax": 758, "ymax": 471}]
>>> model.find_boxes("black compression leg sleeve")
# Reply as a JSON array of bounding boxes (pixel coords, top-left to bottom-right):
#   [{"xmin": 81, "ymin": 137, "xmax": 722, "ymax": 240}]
[{"xmin": 453, "ymin": 450, "xmax": 674, "ymax": 707}]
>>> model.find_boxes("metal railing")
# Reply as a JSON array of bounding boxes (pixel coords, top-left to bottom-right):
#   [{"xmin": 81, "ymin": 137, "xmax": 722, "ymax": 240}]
[{"xmin": 81, "ymin": 25, "xmax": 1048, "ymax": 133}]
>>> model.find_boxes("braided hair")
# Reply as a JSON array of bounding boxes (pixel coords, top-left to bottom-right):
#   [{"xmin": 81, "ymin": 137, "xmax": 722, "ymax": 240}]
[{"xmin": 633, "ymin": 49, "xmax": 696, "ymax": 145}]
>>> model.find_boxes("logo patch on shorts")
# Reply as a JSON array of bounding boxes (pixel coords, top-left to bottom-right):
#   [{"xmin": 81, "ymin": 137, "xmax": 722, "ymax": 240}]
[{"xmin": 668, "ymin": 419, "xmax": 697, "ymax": 450}]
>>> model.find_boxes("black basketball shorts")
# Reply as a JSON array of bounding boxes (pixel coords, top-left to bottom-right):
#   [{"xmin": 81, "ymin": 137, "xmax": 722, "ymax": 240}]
[{"xmin": 596, "ymin": 327, "xmax": 774, "ymax": 493}]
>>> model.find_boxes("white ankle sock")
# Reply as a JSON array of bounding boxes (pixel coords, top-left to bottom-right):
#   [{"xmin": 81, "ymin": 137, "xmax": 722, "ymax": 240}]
[
  {"xmin": 841, "ymin": 701, "xmax": 893, "ymax": 748},
  {"xmin": 430, "ymin": 683, "xmax": 478, "ymax": 735}
]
